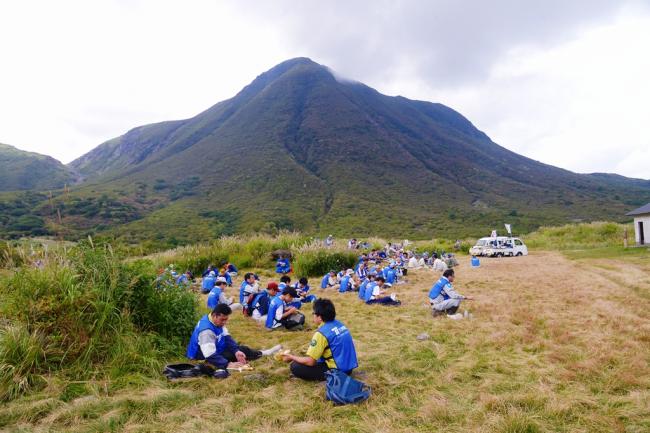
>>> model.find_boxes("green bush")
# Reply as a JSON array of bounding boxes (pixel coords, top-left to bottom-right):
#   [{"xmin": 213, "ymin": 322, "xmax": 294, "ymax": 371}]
[
  {"xmin": 293, "ymin": 249, "xmax": 358, "ymax": 277},
  {"xmin": 0, "ymin": 243, "xmax": 199, "ymax": 401}
]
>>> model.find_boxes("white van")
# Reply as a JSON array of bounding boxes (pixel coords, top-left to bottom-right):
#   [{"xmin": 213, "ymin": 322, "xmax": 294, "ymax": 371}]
[
  {"xmin": 469, "ymin": 236, "xmax": 509, "ymax": 256},
  {"xmin": 484, "ymin": 237, "xmax": 528, "ymax": 257}
]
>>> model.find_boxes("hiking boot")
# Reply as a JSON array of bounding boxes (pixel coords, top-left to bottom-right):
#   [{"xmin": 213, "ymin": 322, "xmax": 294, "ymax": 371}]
[{"xmin": 432, "ymin": 309, "xmax": 446, "ymax": 317}]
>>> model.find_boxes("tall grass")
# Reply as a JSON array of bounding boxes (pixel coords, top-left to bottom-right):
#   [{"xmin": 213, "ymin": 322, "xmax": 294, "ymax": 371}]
[
  {"xmin": 0, "ymin": 240, "xmax": 199, "ymax": 402},
  {"xmin": 292, "ymin": 244, "xmax": 358, "ymax": 277},
  {"xmin": 525, "ymin": 221, "xmax": 631, "ymax": 250}
]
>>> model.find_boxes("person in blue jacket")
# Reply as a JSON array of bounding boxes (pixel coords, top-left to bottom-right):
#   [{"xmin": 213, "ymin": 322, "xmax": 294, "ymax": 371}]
[
  {"xmin": 339, "ymin": 269, "xmax": 354, "ymax": 293},
  {"xmin": 429, "ymin": 269, "xmax": 473, "ymax": 317},
  {"xmin": 186, "ymin": 304, "xmax": 281, "ymax": 372},
  {"xmin": 282, "ymin": 298, "xmax": 358, "ymax": 381},
  {"xmin": 275, "ymin": 255, "xmax": 291, "ymax": 275},
  {"xmin": 358, "ymin": 273, "xmax": 376, "ymax": 300},
  {"xmin": 266, "ymin": 287, "xmax": 304, "ymax": 330},
  {"xmin": 320, "ymin": 270, "xmax": 340, "ymax": 291},
  {"xmin": 251, "ymin": 282, "xmax": 280, "ymax": 322},
  {"xmin": 290, "ymin": 277, "xmax": 317, "ymax": 308},
  {"xmin": 202, "ymin": 271, "xmax": 217, "ymax": 294}
]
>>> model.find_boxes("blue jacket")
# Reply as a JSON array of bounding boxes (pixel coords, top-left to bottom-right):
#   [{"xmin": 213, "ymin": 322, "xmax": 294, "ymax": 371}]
[
  {"xmin": 317, "ymin": 320, "xmax": 358, "ymax": 373},
  {"xmin": 266, "ymin": 295, "xmax": 284, "ymax": 329},
  {"xmin": 251, "ymin": 291, "xmax": 271, "ymax": 316},
  {"xmin": 186, "ymin": 314, "xmax": 239, "ymax": 368},
  {"xmin": 339, "ymin": 275, "xmax": 350, "ymax": 293},
  {"xmin": 275, "ymin": 258, "xmax": 291, "ymax": 274},
  {"xmin": 358, "ymin": 279, "xmax": 369, "ymax": 300},
  {"xmin": 206, "ymin": 286, "xmax": 223, "ymax": 310},
  {"xmin": 202, "ymin": 275, "xmax": 216, "ymax": 291},
  {"xmin": 429, "ymin": 277, "xmax": 450, "ymax": 299},
  {"xmin": 321, "ymin": 274, "xmax": 330, "ymax": 289},
  {"xmin": 363, "ymin": 282, "xmax": 377, "ymax": 303}
]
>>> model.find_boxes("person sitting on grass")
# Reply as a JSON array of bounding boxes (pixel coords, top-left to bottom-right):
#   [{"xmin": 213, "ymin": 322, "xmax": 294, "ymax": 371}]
[
  {"xmin": 429, "ymin": 269, "xmax": 473, "ymax": 317},
  {"xmin": 218, "ymin": 265, "xmax": 233, "ymax": 287},
  {"xmin": 365, "ymin": 276, "xmax": 401, "ymax": 306},
  {"xmin": 207, "ymin": 277, "xmax": 241, "ymax": 311},
  {"xmin": 201, "ymin": 271, "xmax": 217, "ymax": 294},
  {"xmin": 239, "ymin": 272, "xmax": 260, "ymax": 315},
  {"xmin": 279, "ymin": 275, "xmax": 291, "ymax": 292},
  {"xmin": 250, "ymin": 282, "xmax": 280, "ymax": 322},
  {"xmin": 186, "ymin": 304, "xmax": 282, "ymax": 372},
  {"xmin": 266, "ymin": 287, "xmax": 305, "ymax": 330},
  {"xmin": 320, "ymin": 270, "xmax": 340, "ymax": 291},
  {"xmin": 339, "ymin": 269, "xmax": 354, "ymax": 293},
  {"xmin": 202, "ymin": 264, "xmax": 216, "ymax": 278},
  {"xmin": 275, "ymin": 255, "xmax": 291, "ymax": 275},
  {"xmin": 292, "ymin": 277, "xmax": 317, "ymax": 305},
  {"xmin": 358, "ymin": 273, "xmax": 376, "ymax": 300},
  {"xmin": 281, "ymin": 299, "xmax": 358, "ymax": 381}
]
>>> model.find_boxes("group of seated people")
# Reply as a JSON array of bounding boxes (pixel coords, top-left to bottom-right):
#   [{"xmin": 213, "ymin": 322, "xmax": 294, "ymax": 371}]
[
  {"xmin": 185, "ymin": 245, "xmax": 474, "ymax": 384},
  {"xmin": 186, "ymin": 298, "xmax": 358, "ymax": 381}
]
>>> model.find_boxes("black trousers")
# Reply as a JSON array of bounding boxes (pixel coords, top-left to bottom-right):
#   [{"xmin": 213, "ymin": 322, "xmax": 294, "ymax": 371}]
[
  {"xmin": 290, "ymin": 361, "xmax": 329, "ymax": 381},
  {"xmin": 222, "ymin": 345, "xmax": 262, "ymax": 362}
]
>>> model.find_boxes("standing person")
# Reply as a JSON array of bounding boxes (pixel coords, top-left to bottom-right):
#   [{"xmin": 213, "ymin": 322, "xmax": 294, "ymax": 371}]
[
  {"xmin": 282, "ymin": 299, "xmax": 358, "ymax": 381},
  {"xmin": 429, "ymin": 269, "xmax": 473, "ymax": 317},
  {"xmin": 186, "ymin": 304, "xmax": 281, "ymax": 371},
  {"xmin": 266, "ymin": 287, "xmax": 305, "ymax": 330},
  {"xmin": 325, "ymin": 235, "xmax": 334, "ymax": 248}
]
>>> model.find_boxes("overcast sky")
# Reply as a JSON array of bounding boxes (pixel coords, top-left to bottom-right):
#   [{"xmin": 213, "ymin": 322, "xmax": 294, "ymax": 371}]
[{"xmin": 1, "ymin": 0, "xmax": 649, "ymax": 178}]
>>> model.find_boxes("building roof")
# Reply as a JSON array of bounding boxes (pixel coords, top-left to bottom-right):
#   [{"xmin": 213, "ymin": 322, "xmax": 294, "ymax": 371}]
[{"xmin": 626, "ymin": 203, "xmax": 650, "ymax": 216}]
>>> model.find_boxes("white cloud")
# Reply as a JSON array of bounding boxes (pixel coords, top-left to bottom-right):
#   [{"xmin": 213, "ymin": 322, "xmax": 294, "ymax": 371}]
[{"xmin": 0, "ymin": 0, "xmax": 649, "ymax": 180}]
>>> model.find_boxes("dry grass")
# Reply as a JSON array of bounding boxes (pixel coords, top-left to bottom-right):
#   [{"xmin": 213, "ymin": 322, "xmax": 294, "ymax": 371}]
[{"xmin": 1, "ymin": 252, "xmax": 649, "ymax": 432}]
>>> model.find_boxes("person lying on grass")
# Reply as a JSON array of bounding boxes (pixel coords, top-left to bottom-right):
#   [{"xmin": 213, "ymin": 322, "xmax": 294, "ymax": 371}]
[
  {"xmin": 186, "ymin": 304, "xmax": 281, "ymax": 372},
  {"xmin": 282, "ymin": 298, "xmax": 358, "ymax": 381},
  {"xmin": 364, "ymin": 276, "xmax": 401, "ymax": 306},
  {"xmin": 266, "ymin": 287, "xmax": 305, "ymax": 330},
  {"xmin": 429, "ymin": 268, "xmax": 473, "ymax": 318}
]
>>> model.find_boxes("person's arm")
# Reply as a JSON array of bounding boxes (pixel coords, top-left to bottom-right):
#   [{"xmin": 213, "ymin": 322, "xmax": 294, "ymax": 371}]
[
  {"xmin": 281, "ymin": 305, "xmax": 297, "ymax": 318},
  {"xmin": 283, "ymin": 333, "xmax": 326, "ymax": 366},
  {"xmin": 198, "ymin": 330, "xmax": 230, "ymax": 369},
  {"xmin": 443, "ymin": 284, "xmax": 470, "ymax": 300}
]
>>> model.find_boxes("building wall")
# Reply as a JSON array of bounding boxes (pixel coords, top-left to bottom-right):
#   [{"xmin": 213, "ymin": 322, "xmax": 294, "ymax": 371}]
[{"xmin": 633, "ymin": 215, "xmax": 650, "ymax": 245}]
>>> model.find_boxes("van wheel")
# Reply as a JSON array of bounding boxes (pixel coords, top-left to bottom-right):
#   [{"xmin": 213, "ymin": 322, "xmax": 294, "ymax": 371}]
[
  {"xmin": 509, "ymin": 252, "xmax": 514, "ymax": 257},
  {"xmin": 516, "ymin": 252, "xmax": 523, "ymax": 256}
]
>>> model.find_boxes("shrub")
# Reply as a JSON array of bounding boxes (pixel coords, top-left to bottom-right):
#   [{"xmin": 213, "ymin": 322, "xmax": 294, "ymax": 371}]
[
  {"xmin": 292, "ymin": 248, "xmax": 358, "ymax": 277},
  {"xmin": 0, "ymin": 324, "xmax": 48, "ymax": 402}
]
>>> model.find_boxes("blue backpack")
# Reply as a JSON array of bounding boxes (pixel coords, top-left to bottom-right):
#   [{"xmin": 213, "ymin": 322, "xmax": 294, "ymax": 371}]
[{"xmin": 324, "ymin": 369, "xmax": 371, "ymax": 405}]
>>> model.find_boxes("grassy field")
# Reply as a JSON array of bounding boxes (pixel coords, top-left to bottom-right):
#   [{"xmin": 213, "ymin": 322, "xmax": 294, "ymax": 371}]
[{"xmin": 2, "ymin": 248, "xmax": 649, "ymax": 433}]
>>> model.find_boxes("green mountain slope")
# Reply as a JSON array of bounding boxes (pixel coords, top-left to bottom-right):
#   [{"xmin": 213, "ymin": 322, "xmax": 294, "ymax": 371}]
[
  {"xmin": 3, "ymin": 58, "xmax": 649, "ymax": 242},
  {"xmin": 0, "ymin": 143, "xmax": 76, "ymax": 192}
]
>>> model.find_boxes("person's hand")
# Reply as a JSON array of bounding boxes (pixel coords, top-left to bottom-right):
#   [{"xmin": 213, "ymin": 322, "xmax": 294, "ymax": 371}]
[
  {"xmin": 227, "ymin": 361, "xmax": 246, "ymax": 369},
  {"xmin": 235, "ymin": 350, "xmax": 247, "ymax": 363},
  {"xmin": 281, "ymin": 354, "xmax": 293, "ymax": 363},
  {"xmin": 465, "ymin": 296, "xmax": 474, "ymax": 301}
]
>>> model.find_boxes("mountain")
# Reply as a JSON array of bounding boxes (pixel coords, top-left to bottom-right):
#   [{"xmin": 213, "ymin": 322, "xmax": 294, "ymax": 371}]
[
  {"xmin": 3, "ymin": 58, "xmax": 650, "ymax": 242},
  {"xmin": 0, "ymin": 143, "xmax": 77, "ymax": 192}
]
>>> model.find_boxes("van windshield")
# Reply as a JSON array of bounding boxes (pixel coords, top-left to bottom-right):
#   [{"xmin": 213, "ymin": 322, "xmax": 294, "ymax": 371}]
[{"xmin": 476, "ymin": 239, "xmax": 488, "ymax": 246}]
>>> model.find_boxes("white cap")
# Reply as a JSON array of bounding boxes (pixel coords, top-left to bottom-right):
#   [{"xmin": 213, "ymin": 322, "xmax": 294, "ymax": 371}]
[
  {"xmin": 216, "ymin": 277, "xmax": 228, "ymax": 283},
  {"xmin": 346, "ymin": 269, "xmax": 354, "ymax": 275}
]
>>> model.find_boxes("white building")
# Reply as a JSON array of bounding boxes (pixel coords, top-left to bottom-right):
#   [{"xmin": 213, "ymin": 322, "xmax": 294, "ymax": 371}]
[{"xmin": 626, "ymin": 203, "xmax": 650, "ymax": 246}]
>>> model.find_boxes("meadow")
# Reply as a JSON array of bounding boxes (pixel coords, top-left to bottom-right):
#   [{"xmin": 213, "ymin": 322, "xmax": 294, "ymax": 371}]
[{"xmin": 1, "ymin": 223, "xmax": 649, "ymax": 432}]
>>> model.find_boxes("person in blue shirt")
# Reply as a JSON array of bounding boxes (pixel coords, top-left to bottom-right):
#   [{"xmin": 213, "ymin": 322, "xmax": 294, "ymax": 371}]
[
  {"xmin": 281, "ymin": 299, "xmax": 358, "ymax": 381},
  {"xmin": 365, "ymin": 276, "xmax": 401, "ymax": 306},
  {"xmin": 358, "ymin": 273, "xmax": 376, "ymax": 300},
  {"xmin": 239, "ymin": 272, "xmax": 260, "ymax": 314},
  {"xmin": 202, "ymin": 264, "xmax": 216, "ymax": 278},
  {"xmin": 266, "ymin": 287, "xmax": 305, "ymax": 330},
  {"xmin": 320, "ymin": 270, "xmax": 340, "ymax": 291},
  {"xmin": 275, "ymin": 255, "xmax": 291, "ymax": 275},
  {"xmin": 207, "ymin": 277, "xmax": 228, "ymax": 310},
  {"xmin": 429, "ymin": 269, "xmax": 473, "ymax": 317},
  {"xmin": 383, "ymin": 263, "xmax": 397, "ymax": 285},
  {"xmin": 338, "ymin": 270, "xmax": 353, "ymax": 293},
  {"xmin": 290, "ymin": 277, "xmax": 317, "ymax": 307},
  {"xmin": 186, "ymin": 304, "xmax": 282, "ymax": 372},
  {"xmin": 279, "ymin": 275, "xmax": 291, "ymax": 292},
  {"xmin": 202, "ymin": 271, "xmax": 217, "ymax": 294},
  {"xmin": 251, "ymin": 282, "xmax": 280, "ymax": 322}
]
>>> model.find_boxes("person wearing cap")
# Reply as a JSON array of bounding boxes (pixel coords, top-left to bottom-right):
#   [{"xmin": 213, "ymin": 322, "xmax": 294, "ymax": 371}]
[
  {"xmin": 429, "ymin": 269, "xmax": 473, "ymax": 317},
  {"xmin": 201, "ymin": 271, "xmax": 217, "ymax": 294},
  {"xmin": 207, "ymin": 277, "xmax": 239, "ymax": 310},
  {"xmin": 266, "ymin": 287, "xmax": 305, "ymax": 330},
  {"xmin": 187, "ymin": 304, "xmax": 282, "ymax": 372},
  {"xmin": 250, "ymin": 282, "xmax": 280, "ymax": 322},
  {"xmin": 365, "ymin": 276, "xmax": 401, "ymax": 306},
  {"xmin": 282, "ymin": 299, "xmax": 358, "ymax": 381}
]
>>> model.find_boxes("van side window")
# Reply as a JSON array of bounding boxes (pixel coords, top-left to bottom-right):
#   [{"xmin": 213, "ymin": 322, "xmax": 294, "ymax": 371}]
[{"xmin": 515, "ymin": 239, "xmax": 522, "ymax": 246}]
